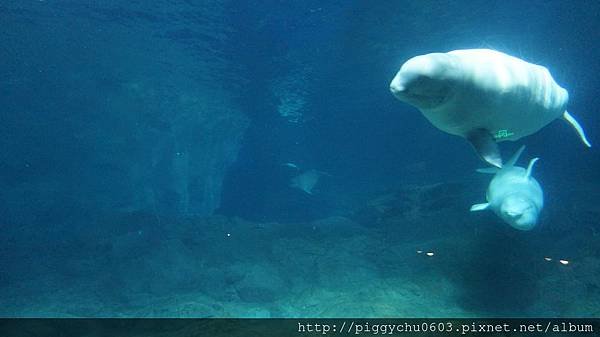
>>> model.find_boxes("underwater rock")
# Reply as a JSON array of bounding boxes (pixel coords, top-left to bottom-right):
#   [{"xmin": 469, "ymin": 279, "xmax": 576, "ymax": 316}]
[
  {"xmin": 110, "ymin": 230, "xmax": 154, "ymax": 259},
  {"xmin": 0, "ymin": 0, "xmax": 249, "ymax": 219},
  {"xmin": 108, "ymin": 238, "xmax": 205, "ymax": 296},
  {"xmin": 353, "ymin": 182, "xmax": 471, "ymax": 225},
  {"xmin": 271, "ymin": 64, "xmax": 311, "ymax": 124},
  {"xmin": 228, "ymin": 263, "xmax": 287, "ymax": 304},
  {"xmin": 235, "ymin": 286, "xmax": 277, "ymax": 304},
  {"xmin": 123, "ymin": 83, "xmax": 249, "ymax": 216},
  {"xmin": 309, "ymin": 216, "xmax": 365, "ymax": 237}
]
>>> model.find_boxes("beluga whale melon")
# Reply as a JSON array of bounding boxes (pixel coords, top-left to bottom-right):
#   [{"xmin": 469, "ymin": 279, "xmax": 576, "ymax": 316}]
[
  {"xmin": 470, "ymin": 145, "xmax": 543, "ymax": 231},
  {"xmin": 389, "ymin": 48, "xmax": 591, "ymax": 167}
]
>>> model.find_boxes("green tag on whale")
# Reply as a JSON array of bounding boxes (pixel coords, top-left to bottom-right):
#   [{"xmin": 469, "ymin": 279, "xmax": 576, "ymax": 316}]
[{"xmin": 494, "ymin": 129, "xmax": 514, "ymax": 139}]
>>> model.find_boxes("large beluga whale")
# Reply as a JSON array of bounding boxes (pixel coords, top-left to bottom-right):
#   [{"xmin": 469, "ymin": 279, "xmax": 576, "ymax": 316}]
[
  {"xmin": 470, "ymin": 146, "xmax": 543, "ymax": 231},
  {"xmin": 389, "ymin": 49, "xmax": 591, "ymax": 167}
]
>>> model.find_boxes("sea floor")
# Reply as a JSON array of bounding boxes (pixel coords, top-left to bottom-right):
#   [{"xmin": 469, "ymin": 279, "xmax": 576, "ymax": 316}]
[{"xmin": 1, "ymin": 181, "xmax": 599, "ymax": 317}]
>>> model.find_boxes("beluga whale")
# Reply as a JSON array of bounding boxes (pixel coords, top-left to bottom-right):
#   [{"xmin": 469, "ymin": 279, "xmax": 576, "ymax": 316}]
[
  {"xmin": 389, "ymin": 48, "xmax": 591, "ymax": 167},
  {"xmin": 290, "ymin": 169, "xmax": 327, "ymax": 195},
  {"xmin": 470, "ymin": 146, "xmax": 543, "ymax": 231}
]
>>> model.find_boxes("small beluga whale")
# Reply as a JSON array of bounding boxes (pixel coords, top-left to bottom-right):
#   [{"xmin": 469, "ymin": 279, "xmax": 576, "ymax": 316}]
[
  {"xmin": 470, "ymin": 146, "xmax": 543, "ymax": 231},
  {"xmin": 389, "ymin": 49, "xmax": 591, "ymax": 167},
  {"xmin": 290, "ymin": 169, "xmax": 327, "ymax": 195}
]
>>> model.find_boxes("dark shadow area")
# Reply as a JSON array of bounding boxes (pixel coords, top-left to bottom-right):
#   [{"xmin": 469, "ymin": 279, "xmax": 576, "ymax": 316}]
[{"xmin": 451, "ymin": 224, "xmax": 541, "ymax": 315}]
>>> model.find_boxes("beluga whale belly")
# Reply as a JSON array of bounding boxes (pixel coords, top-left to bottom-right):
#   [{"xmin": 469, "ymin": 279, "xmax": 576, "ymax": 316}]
[
  {"xmin": 470, "ymin": 146, "xmax": 543, "ymax": 231},
  {"xmin": 389, "ymin": 48, "xmax": 591, "ymax": 167}
]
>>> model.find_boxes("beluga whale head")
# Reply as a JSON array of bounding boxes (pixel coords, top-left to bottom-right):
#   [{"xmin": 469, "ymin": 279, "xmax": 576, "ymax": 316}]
[
  {"xmin": 389, "ymin": 52, "xmax": 459, "ymax": 110},
  {"xmin": 499, "ymin": 194, "xmax": 539, "ymax": 230}
]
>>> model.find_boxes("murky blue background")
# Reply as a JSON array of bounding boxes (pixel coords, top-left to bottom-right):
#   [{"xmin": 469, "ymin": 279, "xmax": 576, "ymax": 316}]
[{"xmin": 1, "ymin": 0, "xmax": 598, "ymax": 317}]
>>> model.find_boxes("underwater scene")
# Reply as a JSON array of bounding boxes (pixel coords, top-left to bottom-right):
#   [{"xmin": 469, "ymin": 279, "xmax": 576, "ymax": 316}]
[{"xmin": 1, "ymin": 0, "xmax": 599, "ymax": 318}]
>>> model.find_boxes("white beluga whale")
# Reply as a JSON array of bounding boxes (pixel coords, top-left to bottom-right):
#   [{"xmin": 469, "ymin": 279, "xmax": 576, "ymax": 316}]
[
  {"xmin": 470, "ymin": 145, "xmax": 543, "ymax": 230},
  {"xmin": 290, "ymin": 169, "xmax": 327, "ymax": 195},
  {"xmin": 389, "ymin": 49, "xmax": 591, "ymax": 167}
]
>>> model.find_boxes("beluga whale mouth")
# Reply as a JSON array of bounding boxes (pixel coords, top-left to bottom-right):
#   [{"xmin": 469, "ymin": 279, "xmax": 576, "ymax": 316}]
[{"xmin": 390, "ymin": 75, "xmax": 452, "ymax": 108}]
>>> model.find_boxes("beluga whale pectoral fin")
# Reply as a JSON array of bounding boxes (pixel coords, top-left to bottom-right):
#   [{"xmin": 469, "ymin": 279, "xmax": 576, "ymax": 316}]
[
  {"xmin": 563, "ymin": 111, "xmax": 592, "ymax": 147},
  {"xmin": 470, "ymin": 203, "xmax": 490, "ymax": 211},
  {"xmin": 467, "ymin": 128, "xmax": 502, "ymax": 168},
  {"xmin": 475, "ymin": 145, "xmax": 525, "ymax": 173}
]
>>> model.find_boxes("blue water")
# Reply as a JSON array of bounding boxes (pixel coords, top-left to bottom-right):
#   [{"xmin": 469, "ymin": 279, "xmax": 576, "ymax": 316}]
[{"xmin": 1, "ymin": 0, "xmax": 599, "ymax": 317}]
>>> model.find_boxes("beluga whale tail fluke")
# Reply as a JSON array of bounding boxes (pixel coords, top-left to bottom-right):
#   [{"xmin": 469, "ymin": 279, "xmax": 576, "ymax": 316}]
[
  {"xmin": 470, "ymin": 145, "xmax": 544, "ymax": 231},
  {"xmin": 389, "ymin": 48, "xmax": 592, "ymax": 166}
]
